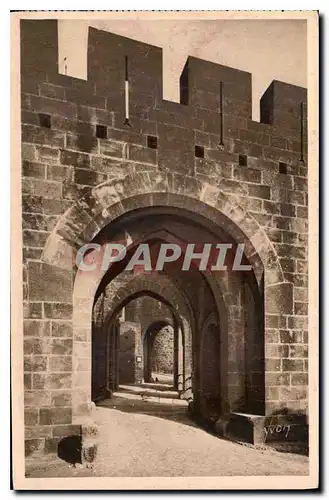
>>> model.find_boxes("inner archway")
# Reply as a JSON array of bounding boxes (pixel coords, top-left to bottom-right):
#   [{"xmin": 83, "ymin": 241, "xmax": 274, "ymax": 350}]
[
  {"xmin": 44, "ymin": 184, "xmax": 272, "ymax": 443},
  {"xmin": 91, "ymin": 267, "xmax": 194, "ymax": 396},
  {"xmin": 144, "ymin": 321, "xmax": 175, "ymax": 386},
  {"xmin": 84, "ymin": 202, "xmax": 265, "ymax": 427}
]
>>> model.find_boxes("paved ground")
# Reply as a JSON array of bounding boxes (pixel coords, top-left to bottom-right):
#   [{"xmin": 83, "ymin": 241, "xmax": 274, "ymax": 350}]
[{"xmin": 26, "ymin": 383, "xmax": 309, "ymax": 478}]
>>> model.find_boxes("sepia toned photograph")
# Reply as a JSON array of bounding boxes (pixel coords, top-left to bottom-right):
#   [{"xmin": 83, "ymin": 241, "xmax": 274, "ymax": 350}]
[{"xmin": 11, "ymin": 11, "xmax": 318, "ymax": 490}]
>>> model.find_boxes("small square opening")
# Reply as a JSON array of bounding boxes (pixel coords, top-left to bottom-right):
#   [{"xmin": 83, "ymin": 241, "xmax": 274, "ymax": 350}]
[
  {"xmin": 147, "ymin": 135, "xmax": 158, "ymax": 149},
  {"xmin": 38, "ymin": 113, "xmax": 51, "ymax": 129},
  {"xmin": 279, "ymin": 162, "xmax": 287, "ymax": 174},
  {"xmin": 96, "ymin": 124, "xmax": 107, "ymax": 139},
  {"xmin": 239, "ymin": 154, "xmax": 247, "ymax": 166},
  {"xmin": 195, "ymin": 145, "xmax": 204, "ymax": 159}
]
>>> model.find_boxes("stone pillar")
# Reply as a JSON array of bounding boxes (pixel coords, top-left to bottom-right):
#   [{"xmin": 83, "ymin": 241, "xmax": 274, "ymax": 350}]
[
  {"xmin": 173, "ymin": 325, "xmax": 179, "ymax": 389},
  {"xmin": 118, "ymin": 321, "xmax": 141, "ymax": 384},
  {"xmin": 177, "ymin": 327, "xmax": 184, "ymax": 393},
  {"xmin": 24, "ymin": 262, "xmax": 74, "ymax": 458},
  {"xmin": 226, "ymin": 273, "xmax": 246, "ymax": 413}
]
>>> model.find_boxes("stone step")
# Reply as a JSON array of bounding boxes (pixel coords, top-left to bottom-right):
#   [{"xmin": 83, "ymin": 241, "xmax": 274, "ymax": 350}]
[
  {"xmin": 97, "ymin": 397, "xmax": 188, "ymax": 414},
  {"xmin": 119, "ymin": 384, "xmax": 180, "ymax": 399},
  {"xmin": 113, "ymin": 391, "xmax": 188, "ymax": 407},
  {"xmin": 138, "ymin": 382, "xmax": 174, "ymax": 392}
]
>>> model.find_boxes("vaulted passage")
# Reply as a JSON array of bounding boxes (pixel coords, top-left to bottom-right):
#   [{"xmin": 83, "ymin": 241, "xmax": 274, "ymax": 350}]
[
  {"xmin": 86, "ymin": 204, "xmax": 265, "ymax": 436},
  {"xmin": 144, "ymin": 321, "xmax": 175, "ymax": 385}
]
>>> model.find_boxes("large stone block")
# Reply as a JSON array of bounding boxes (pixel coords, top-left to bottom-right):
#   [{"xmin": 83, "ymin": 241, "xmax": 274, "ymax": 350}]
[
  {"xmin": 24, "ymin": 390, "xmax": 51, "ymax": 407},
  {"xmin": 75, "ymin": 168, "xmax": 106, "ymax": 186},
  {"xmin": 282, "ymin": 359, "xmax": 304, "ymax": 372},
  {"xmin": 22, "ymin": 160, "xmax": 46, "ymax": 179},
  {"xmin": 51, "ymin": 338, "xmax": 73, "ymax": 355},
  {"xmin": 215, "ymin": 413, "xmax": 265, "ymax": 445},
  {"xmin": 33, "ymin": 373, "xmax": 72, "ymax": 390},
  {"xmin": 248, "ymin": 185, "xmax": 271, "ymax": 200},
  {"xmin": 266, "ymin": 282, "xmax": 293, "ymax": 315},
  {"xmin": 23, "ymin": 320, "xmax": 50, "ymax": 337},
  {"xmin": 52, "ymin": 424, "xmax": 81, "ymax": 437},
  {"xmin": 22, "ymin": 124, "xmax": 65, "ymax": 149},
  {"xmin": 279, "ymin": 386, "xmax": 307, "ymax": 402},
  {"xmin": 24, "ymin": 355, "xmax": 48, "ymax": 372},
  {"xmin": 129, "ymin": 144, "xmax": 157, "ymax": 165},
  {"xmin": 51, "ymin": 321, "xmax": 73, "ymax": 338},
  {"xmin": 24, "ymin": 337, "xmax": 51, "ymax": 356},
  {"xmin": 24, "ymin": 408, "xmax": 39, "ymax": 425},
  {"xmin": 25, "ymin": 438, "xmax": 44, "ymax": 457},
  {"xmin": 289, "ymin": 344, "xmax": 308, "ymax": 358},
  {"xmin": 51, "ymin": 391, "xmax": 72, "ymax": 407},
  {"xmin": 49, "ymin": 355, "xmax": 73, "ymax": 372},
  {"xmin": 23, "ymin": 229, "xmax": 49, "ymax": 248},
  {"xmin": 28, "ymin": 262, "xmax": 73, "ymax": 301},
  {"xmin": 99, "ymin": 139, "xmax": 125, "ymax": 159},
  {"xmin": 265, "ymin": 344, "xmax": 289, "ymax": 358},
  {"xmin": 158, "ymin": 123, "xmax": 194, "ymax": 175},
  {"xmin": 44, "ymin": 302, "xmax": 73, "ymax": 319},
  {"xmin": 39, "ymin": 407, "xmax": 72, "ymax": 425},
  {"xmin": 60, "ymin": 149, "xmax": 90, "ymax": 168},
  {"xmin": 22, "ymin": 213, "xmax": 58, "ymax": 232},
  {"xmin": 25, "ymin": 425, "xmax": 53, "ymax": 439}
]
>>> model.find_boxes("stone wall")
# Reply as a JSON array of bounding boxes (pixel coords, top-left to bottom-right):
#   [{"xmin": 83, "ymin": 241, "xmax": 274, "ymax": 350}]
[
  {"xmin": 126, "ymin": 296, "xmax": 173, "ymax": 329},
  {"xmin": 150, "ymin": 325, "xmax": 174, "ymax": 374},
  {"xmin": 118, "ymin": 321, "xmax": 141, "ymax": 384},
  {"xmin": 21, "ymin": 20, "xmax": 308, "ymax": 456}
]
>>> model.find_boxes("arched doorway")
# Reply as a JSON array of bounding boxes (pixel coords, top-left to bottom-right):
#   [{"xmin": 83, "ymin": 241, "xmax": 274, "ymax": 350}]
[
  {"xmin": 40, "ymin": 176, "xmax": 281, "ymax": 456},
  {"xmin": 83, "ymin": 201, "xmax": 265, "ymax": 422},
  {"xmin": 92, "ymin": 285, "xmax": 192, "ymax": 398},
  {"xmin": 143, "ymin": 321, "xmax": 175, "ymax": 386}
]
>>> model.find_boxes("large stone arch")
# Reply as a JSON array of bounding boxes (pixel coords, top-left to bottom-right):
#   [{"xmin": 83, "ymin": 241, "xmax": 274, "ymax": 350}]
[
  {"xmin": 39, "ymin": 170, "xmax": 290, "ymax": 431},
  {"xmin": 103, "ymin": 275, "xmax": 194, "ymax": 396},
  {"xmin": 102, "ymin": 273, "xmax": 194, "ymax": 330},
  {"xmin": 89, "ymin": 227, "xmax": 237, "ymax": 410},
  {"xmin": 42, "ymin": 171, "xmax": 284, "ymax": 287}
]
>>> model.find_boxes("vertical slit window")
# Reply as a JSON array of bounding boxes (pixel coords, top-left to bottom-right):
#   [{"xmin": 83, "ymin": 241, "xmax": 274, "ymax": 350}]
[
  {"xmin": 124, "ymin": 55, "xmax": 130, "ymax": 126},
  {"xmin": 147, "ymin": 136, "xmax": 158, "ymax": 149},
  {"xmin": 239, "ymin": 154, "xmax": 247, "ymax": 166},
  {"xmin": 195, "ymin": 145, "xmax": 204, "ymax": 159},
  {"xmin": 279, "ymin": 162, "xmax": 287, "ymax": 174},
  {"xmin": 96, "ymin": 124, "xmax": 107, "ymax": 139},
  {"xmin": 38, "ymin": 113, "xmax": 51, "ymax": 129}
]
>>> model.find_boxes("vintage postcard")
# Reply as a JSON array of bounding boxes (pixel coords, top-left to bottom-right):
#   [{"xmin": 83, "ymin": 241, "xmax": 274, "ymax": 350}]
[{"xmin": 11, "ymin": 10, "xmax": 319, "ymax": 490}]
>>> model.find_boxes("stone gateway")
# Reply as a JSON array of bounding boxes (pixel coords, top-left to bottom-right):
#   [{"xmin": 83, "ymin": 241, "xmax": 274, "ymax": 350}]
[{"xmin": 20, "ymin": 20, "xmax": 308, "ymax": 462}]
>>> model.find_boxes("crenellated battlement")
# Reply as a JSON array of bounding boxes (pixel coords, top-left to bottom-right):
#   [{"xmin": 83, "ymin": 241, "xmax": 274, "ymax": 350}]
[
  {"xmin": 20, "ymin": 19, "xmax": 308, "ymax": 179},
  {"xmin": 21, "ymin": 20, "xmax": 307, "ymax": 138}
]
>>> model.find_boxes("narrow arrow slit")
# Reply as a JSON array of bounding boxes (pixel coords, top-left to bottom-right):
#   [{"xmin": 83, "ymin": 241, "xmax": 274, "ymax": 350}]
[
  {"xmin": 124, "ymin": 55, "xmax": 131, "ymax": 126},
  {"xmin": 300, "ymin": 101, "xmax": 304, "ymax": 162},
  {"xmin": 219, "ymin": 81, "xmax": 224, "ymax": 146}
]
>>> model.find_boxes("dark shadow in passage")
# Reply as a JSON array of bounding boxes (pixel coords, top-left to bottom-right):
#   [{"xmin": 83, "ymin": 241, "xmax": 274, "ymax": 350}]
[{"xmin": 57, "ymin": 436, "xmax": 82, "ymax": 465}]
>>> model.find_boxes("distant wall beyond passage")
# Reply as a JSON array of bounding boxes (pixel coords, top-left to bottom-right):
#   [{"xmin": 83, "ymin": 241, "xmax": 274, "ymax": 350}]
[
  {"xmin": 151, "ymin": 325, "xmax": 174, "ymax": 374},
  {"xmin": 119, "ymin": 321, "xmax": 141, "ymax": 384}
]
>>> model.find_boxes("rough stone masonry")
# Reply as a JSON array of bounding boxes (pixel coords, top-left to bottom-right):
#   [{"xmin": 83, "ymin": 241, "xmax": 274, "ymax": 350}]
[{"xmin": 20, "ymin": 20, "xmax": 308, "ymax": 461}]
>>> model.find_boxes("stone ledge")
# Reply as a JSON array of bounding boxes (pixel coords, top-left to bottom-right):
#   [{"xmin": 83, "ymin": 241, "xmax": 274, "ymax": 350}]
[
  {"xmin": 214, "ymin": 411, "xmax": 309, "ymax": 448},
  {"xmin": 215, "ymin": 412, "xmax": 266, "ymax": 445}
]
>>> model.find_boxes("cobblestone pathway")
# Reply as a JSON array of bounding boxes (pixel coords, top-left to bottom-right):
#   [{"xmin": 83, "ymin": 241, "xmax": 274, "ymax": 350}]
[{"xmin": 26, "ymin": 383, "xmax": 309, "ymax": 478}]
